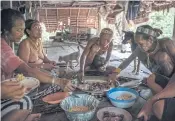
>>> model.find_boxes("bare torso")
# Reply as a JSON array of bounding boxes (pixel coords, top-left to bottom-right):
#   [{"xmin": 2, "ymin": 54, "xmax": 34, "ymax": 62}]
[
  {"xmin": 85, "ymin": 38, "xmax": 110, "ymax": 67},
  {"xmin": 138, "ymin": 39, "xmax": 175, "ymax": 77},
  {"xmin": 19, "ymin": 39, "xmax": 45, "ymax": 64}
]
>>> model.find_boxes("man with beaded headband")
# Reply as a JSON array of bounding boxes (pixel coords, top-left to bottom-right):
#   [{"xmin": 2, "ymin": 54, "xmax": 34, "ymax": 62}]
[
  {"xmin": 78, "ymin": 28, "xmax": 115, "ymax": 82},
  {"xmin": 110, "ymin": 25, "xmax": 175, "ymax": 93},
  {"xmin": 109, "ymin": 25, "xmax": 175, "ymax": 121}
]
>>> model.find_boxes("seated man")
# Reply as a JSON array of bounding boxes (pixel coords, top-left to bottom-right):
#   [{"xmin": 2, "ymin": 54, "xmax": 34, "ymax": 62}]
[
  {"xmin": 109, "ymin": 25, "xmax": 175, "ymax": 94},
  {"xmin": 79, "ymin": 28, "xmax": 115, "ymax": 81},
  {"xmin": 137, "ymin": 73, "xmax": 175, "ymax": 121}
]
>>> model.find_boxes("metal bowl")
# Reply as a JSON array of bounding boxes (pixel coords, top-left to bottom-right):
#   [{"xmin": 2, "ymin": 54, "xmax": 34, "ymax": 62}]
[{"xmin": 60, "ymin": 94, "xmax": 100, "ymax": 121}]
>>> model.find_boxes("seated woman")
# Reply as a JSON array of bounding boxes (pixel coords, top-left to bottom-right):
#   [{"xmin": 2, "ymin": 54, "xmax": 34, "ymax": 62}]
[
  {"xmin": 18, "ymin": 19, "xmax": 56, "ymax": 71},
  {"xmin": 1, "ymin": 8, "xmax": 75, "ymax": 121},
  {"xmin": 79, "ymin": 28, "xmax": 115, "ymax": 81},
  {"xmin": 109, "ymin": 25, "xmax": 175, "ymax": 94}
]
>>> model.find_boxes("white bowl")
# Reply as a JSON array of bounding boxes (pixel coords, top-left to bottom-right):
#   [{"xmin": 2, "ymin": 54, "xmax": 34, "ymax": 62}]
[{"xmin": 107, "ymin": 87, "xmax": 138, "ymax": 108}]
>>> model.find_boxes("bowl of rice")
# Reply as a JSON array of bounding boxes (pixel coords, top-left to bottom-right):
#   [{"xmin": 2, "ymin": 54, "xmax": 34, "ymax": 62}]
[
  {"xmin": 60, "ymin": 94, "xmax": 99, "ymax": 121},
  {"xmin": 107, "ymin": 87, "xmax": 138, "ymax": 108}
]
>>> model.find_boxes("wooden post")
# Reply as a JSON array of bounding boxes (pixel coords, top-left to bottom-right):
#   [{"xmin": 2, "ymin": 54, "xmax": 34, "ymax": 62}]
[
  {"xmin": 76, "ymin": 8, "xmax": 80, "ymax": 42},
  {"xmin": 173, "ymin": 15, "xmax": 175, "ymax": 40},
  {"xmin": 10, "ymin": 0, "xmax": 12, "ymax": 8},
  {"xmin": 87, "ymin": 9, "xmax": 90, "ymax": 33}
]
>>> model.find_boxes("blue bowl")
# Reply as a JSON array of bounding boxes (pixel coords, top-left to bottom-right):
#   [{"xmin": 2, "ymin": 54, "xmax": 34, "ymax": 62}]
[{"xmin": 107, "ymin": 87, "xmax": 138, "ymax": 108}]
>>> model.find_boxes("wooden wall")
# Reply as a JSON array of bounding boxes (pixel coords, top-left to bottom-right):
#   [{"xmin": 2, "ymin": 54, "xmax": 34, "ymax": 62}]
[{"xmin": 38, "ymin": 8, "xmax": 99, "ymax": 34}]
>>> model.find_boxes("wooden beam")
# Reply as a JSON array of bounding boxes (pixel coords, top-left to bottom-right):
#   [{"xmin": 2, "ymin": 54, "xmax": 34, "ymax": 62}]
[
  {"xmin": 39, "ymin": 0, "xmax": 42, "ymax": 7},
  {"xmin": 87, "ymin": 9, "xmax": 90, "ymax": 18},
  {"xmin": 10, "ymin": 0, "xmax": 13, "ymax": 8},
  {"xmin": 38, "ymin": 7, "xmax": 97, "ymax": 10},
  {"xmin": 70, "ymin": 1, "xmax": 75, "ymax": 6},
  {"xmin": 173, "ymin": 15, "xmax": 175, "ymax": 40},
  {"xmin": 76, "ymin": 8, "xmax": 80, "ymax": 41}
]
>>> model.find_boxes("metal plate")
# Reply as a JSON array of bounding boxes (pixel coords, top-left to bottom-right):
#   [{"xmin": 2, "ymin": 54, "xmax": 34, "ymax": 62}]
[{"xmin": 78, "ymin": 76, "xmax": 119, "ymax": 95}]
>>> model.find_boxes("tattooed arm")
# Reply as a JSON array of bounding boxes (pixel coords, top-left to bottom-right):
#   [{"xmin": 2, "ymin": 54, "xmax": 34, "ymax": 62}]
[{"xmin": 158, "ymin": 39, "xmax": 175, "ymax": 77}]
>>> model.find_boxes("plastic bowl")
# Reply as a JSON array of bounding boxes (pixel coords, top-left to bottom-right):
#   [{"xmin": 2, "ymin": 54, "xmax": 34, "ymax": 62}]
[
  {"xmin": 107, "ymin": 87, "xmax": 138, "ymax": 108},
  {"xmin": 60, "ymin": 94, "xmax": 99, "ymax": 121}
]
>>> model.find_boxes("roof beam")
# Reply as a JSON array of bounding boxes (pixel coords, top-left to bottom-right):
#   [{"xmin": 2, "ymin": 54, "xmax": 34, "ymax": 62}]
[
  {"xmin": 38, "ymin": 7, "xmax": 97, "ymax": 9},
  {"xmin": 70, "ymin": 1, "xmax": 75, "ymax": 6}
]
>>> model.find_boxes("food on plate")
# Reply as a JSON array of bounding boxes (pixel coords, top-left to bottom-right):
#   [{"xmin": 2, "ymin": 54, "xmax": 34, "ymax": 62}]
[
  {"xmin": 103, "ymin": 111, "xmax": 124, "ymax": 121},
  {"xmin": 116, "ymin": 93, "xmax": 132, "ymax": 100},
  {"xmin": 89, "ymin": 82, "xmax": 113, "ymax": 91},
  {"xmin": 16, "ymin": 74, "xmax": 25, "ymax": 81},
  {"xmin": 69, "ymin": 106, "xmax": 89, "ymax": 112}
]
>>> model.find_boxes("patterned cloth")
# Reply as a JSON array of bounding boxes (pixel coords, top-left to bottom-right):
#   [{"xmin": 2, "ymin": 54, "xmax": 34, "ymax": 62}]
[
  {"xmin": 1, "ymin": 96, "xmax": 33, "ymax": 118},
  {"xmin": 1, "ymin": 38, "xmax": 23, "ymax": 80},
  {"xmin": 126, "ymin": 1, "xmax": 141, "ymax": 20}
]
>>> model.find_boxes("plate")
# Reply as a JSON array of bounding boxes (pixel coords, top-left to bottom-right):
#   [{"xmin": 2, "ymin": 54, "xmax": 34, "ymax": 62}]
[
  {"xmin": 97, "ymin": 107, "xmax": 132, "ymax": 121},
  {"xmin": 78, "ymin": 76, "xmax": 120, "ymax": 95},
  {"xmin": 42, "ymin": 92, "xmax": 69, "ymax": 104},
  {"xmin": 119, "ymin": 80, "xmax": 142, "ymax": 88},
  {"xmin": 2, "ymin": 77, "xmax": 40, "ymax": 94}
]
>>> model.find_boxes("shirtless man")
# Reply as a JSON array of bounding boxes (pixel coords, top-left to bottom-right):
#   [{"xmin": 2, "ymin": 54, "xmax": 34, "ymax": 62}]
[
  {"xmin": 110, "ymin": 25, "xmax": 175, "ymax": 94},
  {"xmin": 79, "ymin": 28, "xmax": 114, "ymax": 81}
]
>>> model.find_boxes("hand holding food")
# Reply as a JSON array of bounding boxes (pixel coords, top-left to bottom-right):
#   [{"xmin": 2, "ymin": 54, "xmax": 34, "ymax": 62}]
[
  {"xmin": 55, "ymin": 78, "xmax": 76, "ymax": 92},
  {"xmin": 1, "ymin": 80, "xmax": 26, "ymax": 101},
  {"xmin": 16, "ymin": 74, "xmax": 25, "ymax": 81},
  {"xmin": 99, "ymin": 64, "xmax": 107, "ymax": 72},
  {"xmin": 108, "ymin": 68, "xmax": 121, "ymax": 82},
  {"xmin": 77, "ymin": 71, "xmax": 84, "ymax": 83}
]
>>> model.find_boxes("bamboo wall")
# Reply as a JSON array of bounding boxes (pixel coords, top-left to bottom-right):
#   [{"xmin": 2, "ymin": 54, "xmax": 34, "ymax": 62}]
[{"xmin": 38, "ymin": 8, "xmax": 99, "ymax": 34}]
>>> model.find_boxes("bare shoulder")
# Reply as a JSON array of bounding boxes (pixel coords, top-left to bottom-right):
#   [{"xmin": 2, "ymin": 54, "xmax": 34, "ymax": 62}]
[
  {"xmin": 159, "ymin": 37, "xmax": 174, "ymax": 47},
  {"xmin": 86, "ymin": 37, "xmax": 99, "ymax": 47},
  {"xmin": 18, "ymin": 39, "xmax": 30, "ymax": 52},
  {"xmin": 20, "ymin": 39, "xmax": 30, "ymax": 47},
  {"xmin": 88, "ymin": 37, "xmax": 99, "ymax": 43}
]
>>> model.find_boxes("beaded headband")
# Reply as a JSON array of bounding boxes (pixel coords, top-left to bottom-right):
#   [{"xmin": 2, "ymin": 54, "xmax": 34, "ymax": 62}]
[
  {"xmin": 136, "ymin": 26, "xmax": 157, "ymax": 37},
  {"xmin": 101, "ymin": 28, "xmax": 113, "ymax": 35}
]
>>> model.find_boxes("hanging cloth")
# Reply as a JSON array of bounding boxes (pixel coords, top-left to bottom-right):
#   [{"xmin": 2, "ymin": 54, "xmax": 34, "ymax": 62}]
[{"xmin": 126, "ymin": 1, "xmax": 141, "ymax": 20}]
